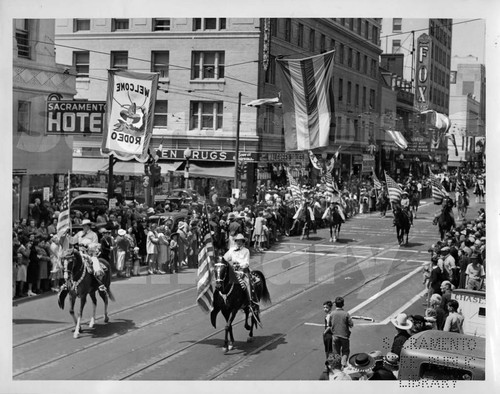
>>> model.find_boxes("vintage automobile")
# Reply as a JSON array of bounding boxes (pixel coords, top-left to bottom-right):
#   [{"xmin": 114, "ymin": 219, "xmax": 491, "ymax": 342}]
[{"xmin": 146, "ymin": 211, "xmax": 191, "ymax": 232}]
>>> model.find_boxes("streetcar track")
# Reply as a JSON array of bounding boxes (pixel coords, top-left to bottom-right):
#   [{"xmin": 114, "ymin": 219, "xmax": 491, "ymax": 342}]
[{"xmin": 14, "ymin": 221, "xmax": 433, "ymax": 380}]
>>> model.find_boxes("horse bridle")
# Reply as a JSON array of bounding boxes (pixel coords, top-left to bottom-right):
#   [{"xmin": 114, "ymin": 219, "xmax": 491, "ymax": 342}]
[{"xmin": 62, "ymin": 251, "xmax": 86, "ymax": 291}]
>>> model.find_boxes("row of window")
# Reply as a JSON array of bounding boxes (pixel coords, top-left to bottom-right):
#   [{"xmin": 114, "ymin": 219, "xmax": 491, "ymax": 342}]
[
  {"xmin": 337, "ymin": 79, "xmax": 376, "ymax": 109},
  {"xmin": 73, "ymin": 18, "xmax": 226, "ymax": 33},
  {"xmin": 74, "ymin": 50, "xmax": 224, "ymax": 80},
  {"xmin": 335, "ymin": 116, "xmax": 375, "ymax": 142},
  {"xmin": 15, "ymin": 19, "xmax": 30, "ymax": 59},
  {"xmin": 431, "ymin": 65, "xmax": 450, "ymax": 88},
  {"xmin": 432, "ymin": 43, "xmax": 451, "ymax": 69}
]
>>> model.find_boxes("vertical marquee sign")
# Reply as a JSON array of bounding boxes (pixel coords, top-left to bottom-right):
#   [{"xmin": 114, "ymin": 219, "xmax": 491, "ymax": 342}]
[{"xmin": 415, "ymin": 33, "xmax": 431, "ymax": 112}]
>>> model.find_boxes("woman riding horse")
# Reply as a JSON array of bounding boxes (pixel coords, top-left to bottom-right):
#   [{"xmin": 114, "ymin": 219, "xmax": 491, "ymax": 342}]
[
  {"xmin": 58, "ymin": 244, "xmax": 114, "ymax": 338},
  {"xmin": 211, "ymin": 257, "xmax": 271, "ymax": 352}
]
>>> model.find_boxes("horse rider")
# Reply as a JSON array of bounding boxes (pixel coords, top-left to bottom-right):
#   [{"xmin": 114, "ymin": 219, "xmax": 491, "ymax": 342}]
[
  {"xmin": 223, "ymin": 233, "xmax": 255, "ymax": 309},
  {"xmin": 73, "ymin": 219, "xmax": 105, "ymax": 281},
  {"xmin": 400, "ymin": 191, "xmax": 413, "ymax": 226}
]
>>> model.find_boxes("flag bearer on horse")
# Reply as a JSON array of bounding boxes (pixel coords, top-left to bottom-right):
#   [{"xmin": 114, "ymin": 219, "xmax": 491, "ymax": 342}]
[{"xmin": 223, "ymin": 233, "xmax": 256, "ymax": 309}]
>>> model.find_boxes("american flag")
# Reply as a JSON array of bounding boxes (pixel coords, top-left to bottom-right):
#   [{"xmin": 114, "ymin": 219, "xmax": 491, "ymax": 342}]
[
  {"xmin": 384, "ymin": 172, "xmax": 403, "ymax": 203},
  {"xmin": 286, "ymin": 167, "xmax": 305, "ymax": 202},
  {"xmin": 372, "ymin": 172, "xmax": 382, "ymax": 190},
  {"xmin": 276, "ymin": 50, "xmax": 335, "ymax": 151},
  {"xmin": 429, "ymin": 170, "xmax": 448, "ymax": 204},
  {"xmin": 196, "ymin": 206, "xmax": 215, "ymax": 313},
  {"xmin": 56, "ymin": 173, "xmax": 71, "ymax": 238}
]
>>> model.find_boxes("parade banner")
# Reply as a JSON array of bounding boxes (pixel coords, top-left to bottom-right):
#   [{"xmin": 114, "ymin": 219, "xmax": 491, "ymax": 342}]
[
  {"xmin": 102, "ymin": 70, "xmax": 159, "ymax": 162},
  {"xmin": 276, "ymin": 50, "xmax": 336, "ymax": 151}
]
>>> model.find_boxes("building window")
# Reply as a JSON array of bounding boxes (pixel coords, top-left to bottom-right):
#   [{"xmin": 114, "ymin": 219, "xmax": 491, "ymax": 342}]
[
  {"xmin": 265, "ymin": 55, "xmax": 276, "ymax": 84},
  {"xmin": 347, "ymin": 48, "xmax": 353, "ymax": 67},
  {"xmin": 74, "ymin": 19, "xmax": 90, "ymax": 32},
  {"xmin": 347, "ymin": 81, "xmax": 352, "ymax": 104},
  {"xmin": 74, "ymin": 51, "xmax": 90, "ymax": 78},
  {"xmin": 190, "ymin": 101, "xmax": 223, "ymax": 130},
  {"xmin": 15, "ymin": 19, "xmax": 30, "ymax": 59},
  {"xmin": 263, "ymin": 107, "xmax": 275, "ymax": 134},
  {"xmin": 330, "ymin": 39, "xmax": 336, "ymax": 51},
  {"xmin": 320, "ymin": 34, "xmax": 326, "ymax": 53},
  {"xmin": 362, "ymin": 86, "xmax": 367, "ymax": 110},
  {"xmin": 338, "ymin": 44, "xmax": 344, "ymax": 64},
  {"xmin": 193, "ymin": 18, "xmax": 226, "ymax": 30},
  {"xmin": 355, "ymin": 84, "xmax": 359, "ymax": 106},
  {"xmin": 371, "ymin": 59, "xmax": 377, "ymax": 78},
  {"xmin": 357, "ymin": 18, "xmax": 362, "ymax": 34},
  {"xmin": 18, "ymin": 101, "xmax": 31, "ymax": 133},
  {"xmin": 338, "ymin": 78, "xmax": 343, "ymax": 101},
  {"xmin": 365, "ymin": 21, "xmax": 370, "ymax": 39},
  {"xmin": 152, "ymin": 51, "xmax": 169, "ymax": 78},
  {"xmin": 191, "ymin": 51, "xmax": 225, "ymax": 80},
  {"xmin": 392, "ymin": 39, "xmax": 401, "ymax": 53},
  {"xmin": 354, "ymin": 119, "xmax": 359, "ymax": 141},
  {"xmin": 393, "ymin": 18, "xmax": 402, "ymax": 32},
  {"xmin": 363, "ymin": 55, "xmax": 368, "ymax": 74},
  {"xmin": 270, "ymin": 18, "xmax": 278, "ymax": 37},
  {"xmin": 336, "ymin": 116, "xmax": 342, "ymax": 139},
  {"xmin": 284, "ymin": 19, "xmax": 291, "ymax": 42},
  {"xmin": 356, "ymin": 51, "xmax": 360, "ymax": 71},
  {"xmin": 309, "ymin": 29, "xmax": 315, "ymax": 51},
  {"xmin": 369, "ymin": 89, "xmax": 376, "ymax": 109},
  {"xmin": 111, "ymin": 51, "xmax": 128, "ymax": 70},
  {"xmin": 153, "ymin": 18, "xmax": 171, "ymax": 31},
  {"xmin": 153, "ymin": 100, "xmax": 168, "ymax": 128},
  {"xmin": 297, "ymin": 23, "xmax": 304, "ymax": 47},
  {"xmin": 372, "ymin": 25, "xmax": 379, "ymax": 45},
  {"xmin": 112, "ymin": 19, "xmax": 129, "ymax": 31}
]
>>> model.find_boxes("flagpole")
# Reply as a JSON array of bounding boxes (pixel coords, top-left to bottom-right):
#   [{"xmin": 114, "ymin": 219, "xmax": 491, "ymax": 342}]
[{"xmin": 234, "ymin": 92, "xmax": 242, "ymax": 195}]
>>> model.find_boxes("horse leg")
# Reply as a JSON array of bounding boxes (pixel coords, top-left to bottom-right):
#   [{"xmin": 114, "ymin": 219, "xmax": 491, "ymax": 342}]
[
  {"xmin": 99, "ymin": 288, "xmax": 109, "ymax": 323},
  {"xmin": 329, "ymin": 224, "xmax": 333, "ymax": 242},
  {"xmin": 74, "ymin": 295, "xmax": 86, "ymax": 339},
  {"xmin": 89, "ymin": 292, "xmax": 97, "ymax": 329},
  {"xmin": 69, "ymin": 293, "xmax": 77, "ymax": 326},
  {"xmin": 226, "ymin": 309, "xmax": 239, "ymax": 351}
]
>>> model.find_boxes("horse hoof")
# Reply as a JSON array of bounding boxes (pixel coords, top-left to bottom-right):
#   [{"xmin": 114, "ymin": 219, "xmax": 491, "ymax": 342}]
[
  {"xmin": 228, "ymin": 344, "xmax": 234, "ymax": 351},
  {"xmin": 73, "ymin": 332, "xmax": 79, "ymax": 339},
  {"xmin": 329, "ymin": 238, "xmax": 333, "ymax": 242},
  {"xmin": 222, "ymin": 347, "xmax": 228, "ymax": 353},
  {"xmin": 104, "ymin": 316, "xmax": 109, "ymax": 323}
]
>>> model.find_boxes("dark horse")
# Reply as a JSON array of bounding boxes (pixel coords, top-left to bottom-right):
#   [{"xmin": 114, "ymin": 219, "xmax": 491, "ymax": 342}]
[
  {"xmin": 393, "ymin": 206, "xmax": 411, "ymax": 246},
  {"xmin": 59, "ymin": 249, "xmax": 114, "ymax": 338},
  {"xmin": 211, "ymin": 258, "xmax": 271, "ymax": 352},
  {"xmin": 433, "ymin": 198, "xmax": 456, "ymax": 241},
  {"xmin": 408, "ymin": 189, "xmax": 421, "ymax": 219},
  {"xmin": 324, "ymin": 204, "xmax": 344, "ymax": 242}
]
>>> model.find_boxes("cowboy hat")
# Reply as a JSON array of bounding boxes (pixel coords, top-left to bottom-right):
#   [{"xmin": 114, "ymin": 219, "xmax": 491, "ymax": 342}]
[
  {"xmin": 82, "ymin": 219, "xmax": 92, "ymax": 226},
  {"xmin": 234, "ymin": 233, "xmax": 247, "ymax": 241},
  {"xmin": 391, "ymin": 313, "xmax": 413, "ymax": 330},
  {"xmin": 227, "ymin": 212, "xmax": 236, "ymax": 220},
  {"xmin": 117, "ymin": 229, "xmax": 126, "ymax": 236},
  {"xmin": 146, "ymin": 207, "xmax": 155, "ymax": 214},
  {"xmin": 348, "ymin": 353, "xmax": 375, "ymax": 371},
  {"xmin": 99, "ymin": 227, "xmax": 110, "ymax": 234}
]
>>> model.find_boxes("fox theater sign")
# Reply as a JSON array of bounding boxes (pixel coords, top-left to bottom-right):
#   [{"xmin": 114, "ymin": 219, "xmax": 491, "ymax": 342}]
[{"xmin": 415, "ymin": 33, "xmax": 430, "ymax": 111}]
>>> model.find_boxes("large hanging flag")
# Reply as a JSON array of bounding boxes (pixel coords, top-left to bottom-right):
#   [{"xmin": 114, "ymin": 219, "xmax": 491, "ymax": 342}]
[
  {"xmin": 286, "ymin": 167, "xmax": 304, "ymax": 202},
  {"xmin": 276, "ymin": 50, "xmax": 336, "ymax": 151},
  {"xmin": 197, "ymin": 206, "xmax": 215, "ymax": 313},
  {"xmin": 56, "ymin": 172, "xmax": 71, "ymax": 238},
  {"xmin": 384, "ymin": 172, "xmax": 403, "ymax": 203},
  {"xmin": 102, "ymin": 70, "xmax": 159, "ymax": 162},
  {"xmin": 429, "ymin": 169, "xmax": 449, "ymax": 205},
  {"xmin": 385, "ymin": 130, "xmax": 408, "ymax": 150}
]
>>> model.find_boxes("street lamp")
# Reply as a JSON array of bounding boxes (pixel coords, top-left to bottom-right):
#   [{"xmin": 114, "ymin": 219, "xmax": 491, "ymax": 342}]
[{"xmin": 184, "ymin": 147, "xmax": 192, "ymax": 189}]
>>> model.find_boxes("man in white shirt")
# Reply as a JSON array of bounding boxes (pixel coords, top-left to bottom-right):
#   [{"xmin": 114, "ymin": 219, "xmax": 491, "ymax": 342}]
[{"xmin": 223, "ymin": 233, "xmax": 254, "ymax": 307}]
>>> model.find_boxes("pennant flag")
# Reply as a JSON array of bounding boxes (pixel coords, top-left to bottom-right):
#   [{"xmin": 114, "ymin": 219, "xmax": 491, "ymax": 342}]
[
  {"xmin": 102, "ymin": 70, "xmax": 159, "ymax": 162},
  {"xmin": 384, "ymin": 172, "xmax": 403, "ymax": 203},
  {"xmin": 245, "ymin": 97, "xmax": 281, "ymax": 107},
  {"xmin": 196, "ymin": 206, "xmax": 215, "ymax": 313},
  {"xmin": 446, "ymin": 132, "xmax": 459, "ymax": 157},
  {"xmin": 276, "ymin": 50, "xmax": 336, "ymax": 151},
  {"xmin": 326, "ymin": 145, "xmax": 342, "ymax": 172},
  {"xmin": 324, "ymin": 171, "xmax": 336, "ymax": 196},
  {"xmin": 385, "ymin": 130, "xmax": 408, "ymax": 150},
  {"xmin": 372, "ymin": 172, "xmax": 382, "ymax": 190},
  {"xmin": 286, "ymin": 167, "xmax": 305, "ymax": 202},
  {"xmin": 308, "ymin": 150, "xmax": 323, "ymax": 170},
  {"xmin": 56, "ymin": 172, "xmax": 71, "ymax": 238},
  {"xmin": 429, "ymin": 170, "xmax": 448, "ymax": 205}
]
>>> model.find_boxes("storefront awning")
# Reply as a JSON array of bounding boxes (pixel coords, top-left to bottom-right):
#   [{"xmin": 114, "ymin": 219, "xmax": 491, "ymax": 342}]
[
  {"xmin": 159, "ymin": 161, "xmax": 183, "ymax": 173},
  {"xmin": 385, "ymin": 130, "xmax": 408, "ymax": 150},
  {"xmin": 176, "ymin": 162, "xmax": 235, "ymax": 179},
  {"xmin": 72, "ymin": 158, "xmax": 108, "ymax": 174}
]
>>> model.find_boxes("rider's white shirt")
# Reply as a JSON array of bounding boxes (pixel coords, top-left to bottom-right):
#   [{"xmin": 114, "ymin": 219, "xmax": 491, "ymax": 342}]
[
  {"xmin": 75, "ymin": 229, "xmax": 98, "ymax": 245},
  {"xmin": 223, "ymin": 246, "xmax": 250, "ymax": 269}
]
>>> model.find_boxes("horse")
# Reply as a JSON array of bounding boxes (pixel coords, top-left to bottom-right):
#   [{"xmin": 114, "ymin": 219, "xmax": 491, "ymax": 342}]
[
  {"xmin": 433, "ymin": 199, "xmax": 456, "ymax": 241},
  {"xmin": 323, "ymin": 204, "xmax": 344, "ymax": 242},
  {"xmin": 59, "ymin": 249, "xmax": 114, "ymax": 339},
  {"xmin": 408, "ymin": 190, "xmax": 421, "ymax": 219},
  {"xmin": 211, "ymin": 258, "xmax": 271, "ymax": 352},
  {"xmin": 456, "ymin": 191, "xmax": 469, "ymax": 220},
  {"xmin": 393, "ymin": 206, "xmax": 411, "ymax": 246}
]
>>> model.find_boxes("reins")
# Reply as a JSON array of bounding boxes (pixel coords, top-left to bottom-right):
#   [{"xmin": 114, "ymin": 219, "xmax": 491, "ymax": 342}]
[{"xmin": 64, "ymin": 252, "xmax": 86, "ymax": 292}]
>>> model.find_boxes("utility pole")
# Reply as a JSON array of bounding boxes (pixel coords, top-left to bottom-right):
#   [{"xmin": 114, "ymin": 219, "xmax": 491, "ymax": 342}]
[{"xmin": 234, "ymin": 92, "xmax": 242, "ymax": 194}]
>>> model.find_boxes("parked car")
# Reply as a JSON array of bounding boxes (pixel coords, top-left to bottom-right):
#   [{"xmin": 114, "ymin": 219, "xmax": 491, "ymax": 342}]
[
  {"xmin": 147, "ymin": 211, "xmax": 191, "ymax": 232},
  {"xmin": 70, "ymin": 193, "xmax": 109, "ymax": 217},
  {"xmin": 69, "ymin": 187, "xmax": 107, "ymax": 201}
]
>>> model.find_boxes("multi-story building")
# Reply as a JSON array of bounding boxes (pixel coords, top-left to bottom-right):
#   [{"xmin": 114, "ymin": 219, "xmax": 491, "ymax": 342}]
[
  {"xmin": 448, "ymin": 56, "xmax": 486, "ymax": 169},
  {"xmin": 13, "ymin": 19, "xmax": 76, "ymax": 221},
  {"xmin": 54, "ymin": 17, "xmax": 399, "ymax": 200},
  {"xmin": 380, "ymin": 18, "xmax": 453, "ymax": 170}
]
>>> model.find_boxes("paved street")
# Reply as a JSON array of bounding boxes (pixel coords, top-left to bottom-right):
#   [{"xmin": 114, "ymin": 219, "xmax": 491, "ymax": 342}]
[{"xmin": 12, "ymin": 196, "xmax": 483, "ymax": 381}]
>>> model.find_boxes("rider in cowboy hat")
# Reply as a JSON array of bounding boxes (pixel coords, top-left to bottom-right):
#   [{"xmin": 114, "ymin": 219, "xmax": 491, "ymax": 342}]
[{"xmin": 223, "ymin": 233, "xmax": 255, "ymax": 309}]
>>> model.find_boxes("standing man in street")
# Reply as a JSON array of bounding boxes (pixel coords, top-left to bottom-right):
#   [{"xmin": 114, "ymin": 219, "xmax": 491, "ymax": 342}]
[{"xmin": 331, "ymin": 296, "xmax": 354, "ymax": 368}]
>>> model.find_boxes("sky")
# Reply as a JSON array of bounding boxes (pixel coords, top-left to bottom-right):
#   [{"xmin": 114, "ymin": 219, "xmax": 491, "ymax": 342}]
[{"xmin": 451, "ymin": 19, "xmax": 486, "ymax": 63}]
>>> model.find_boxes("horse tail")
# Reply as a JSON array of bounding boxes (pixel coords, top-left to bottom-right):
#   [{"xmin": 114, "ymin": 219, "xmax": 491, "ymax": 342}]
[{"xmin": 253, "ymin": 270, "xmax": 271, "ymax": 305}]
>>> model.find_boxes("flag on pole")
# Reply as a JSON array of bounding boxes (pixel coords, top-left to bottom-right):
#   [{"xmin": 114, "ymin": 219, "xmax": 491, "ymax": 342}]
[
  {"xmin": 429, "ymin": 170, "xmax": 448, "ymax": 205},
  {"xmin": 308, "ymin": 150, "xmax": 322, "ymax": 170},
  {"xmin": 372, "ymin": 172, "xmax": 382, "ymax": 190},
  {"xmin": 384, "ymin": 172, "xmax": 403, "ymax": 203},
  {"xmin": 56, "ymin": 172, "xmax": 71, "ymax": 238},
  {"xmin": 276, "ymin": 50, "xmax": 336, "ymax": 151},
  {"xmin": 286, "ymin": 167, "xmax": 304, "ymax": 202},
  {"xmin": 196, "ymin": 206, "xmax": 215, "ymax": 313},
  {"xmin": 326, "ymin": 145, "xmax": 342, "ymax": 172}
]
